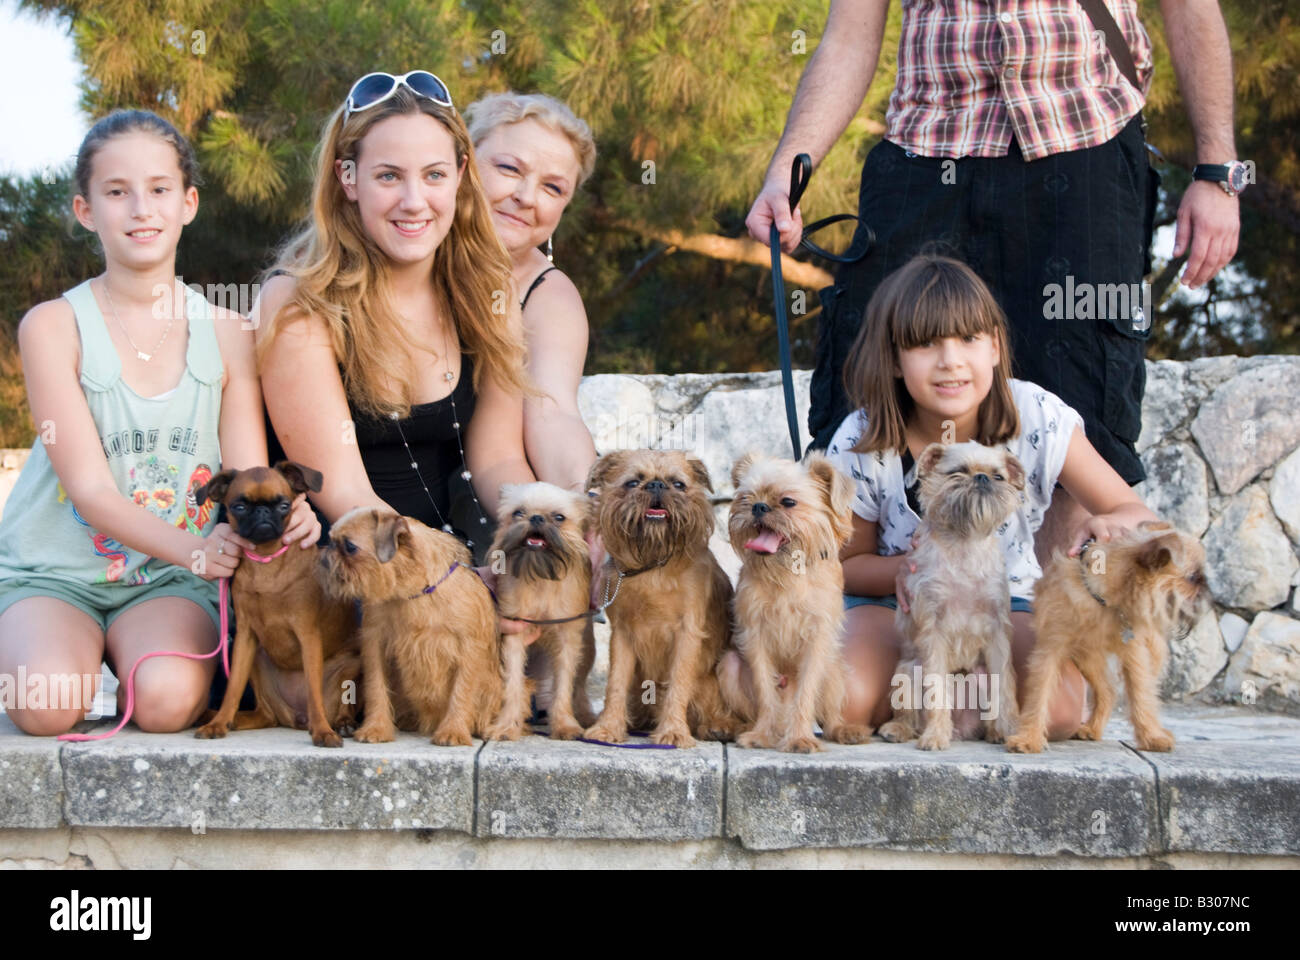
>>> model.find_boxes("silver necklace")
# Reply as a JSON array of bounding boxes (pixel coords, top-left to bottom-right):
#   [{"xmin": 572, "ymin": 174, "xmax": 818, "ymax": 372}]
[
  {"xmin": 388, "ymin": 347, "xmax": 489, "ymax": 550},
  {"xmin": 102, "ymin": 277, "xmax": 178, "ymax": 362}
]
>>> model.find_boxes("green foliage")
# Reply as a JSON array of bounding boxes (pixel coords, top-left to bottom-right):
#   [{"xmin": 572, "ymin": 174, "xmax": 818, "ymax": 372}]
[{"xmin": 0, "ymin": 0, "xmax": 1296, "ymax": 449}]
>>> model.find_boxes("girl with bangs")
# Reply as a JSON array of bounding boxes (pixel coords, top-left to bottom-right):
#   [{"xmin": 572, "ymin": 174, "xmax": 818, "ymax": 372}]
[
  {"xmin": 821, "ymin": 254, "xmax": 1158, "ymax": 740},
  {"xmin": 255, "ymin": 73, "xmax": 536, "ymax": 545}
]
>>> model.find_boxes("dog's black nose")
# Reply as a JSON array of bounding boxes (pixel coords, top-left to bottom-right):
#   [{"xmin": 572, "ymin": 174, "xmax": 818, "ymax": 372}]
[
  {"xmin": 975, "ymin": 473, "xmax": 991, "ymax": 487},
  {"xmin": 752, "ymin": 502, "xmax": 770, "ymax": 518},
  {"xmin": 529, "ymin": 514, "xmax": 544, "ymax": 527},
  {"xmin": 644, "ymin": 479, "xmax": 666, "ymax": 493}
]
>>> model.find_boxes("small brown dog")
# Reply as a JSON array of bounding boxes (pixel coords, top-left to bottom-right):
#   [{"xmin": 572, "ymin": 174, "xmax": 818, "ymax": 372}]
[
  {"xmin": 880, "ymin": 442, "xmax": 1025, "ymax": 750},
  {"xmin": 722, "ymin": 452, "xmax": 873, "ymax": 752},
  {"xmin": 320, "ymin": 508, "xmax": 501, "ymax": 746},
  {"xmin": 1007, "ymin": 520, "xmax": 1211, "ymax": 754},
  {"xmin": 194, "ymin": 463, "xmax": 360, "ymax": 748},
  {"xmin": 582, "ymin": 449, "xmax": 740, "ymax": 747},
  {"xmin": 486, "ymin": 482, "xmax": 598, "ymax": 740}
]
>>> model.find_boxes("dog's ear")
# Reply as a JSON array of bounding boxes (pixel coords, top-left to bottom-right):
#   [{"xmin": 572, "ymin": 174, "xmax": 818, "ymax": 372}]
[
  {"xmin": 586, "ymin": 451, "xmax": 628, "ymax": 491},
  {"xmin": 916, "ymin": 442, "xmax": 947, "ymax": 477},
  {"xmin": 194, "ymin": 469, "xmax": 236, "ymax": 506},
  {"xmin": 1136, "ymin": 533, "xmax": 1178, "ymax": 571},
  {"xmin": 685, "ymin": 454, "xmax": 714, "ymax": 494},
  {"xmin": 731, "ymin": 452, "xmax": 758, "ymax": 491},
  {"xmin": 274, "ymin": 460, "xmax": 324, "ymax": 495},
  {"xmin": 496, "ymin": 483, "xmax": 522, "ymax": 522},
  {"xmin": 1002, "ymin": 451, "xmax": 1026, "ymax": 491},
  {"xmin": 376, "ymin": 513, "xmax": 411, "ymax": 564},
  {"xmin": 806, "ymin": 452, "xmax": 855, "ymax": 544}
]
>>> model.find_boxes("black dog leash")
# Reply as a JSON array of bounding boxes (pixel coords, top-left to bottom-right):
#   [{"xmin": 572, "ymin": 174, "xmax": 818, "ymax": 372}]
[{"xmin": 769, "ymin": 154, "xmax": 874, "ymax": 460}]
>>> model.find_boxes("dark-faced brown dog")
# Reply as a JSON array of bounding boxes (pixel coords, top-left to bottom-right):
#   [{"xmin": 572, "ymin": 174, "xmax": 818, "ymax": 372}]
[
  {"xmin": 582, "ymin": 449, "xmax": 741, "ymax": 748},
  {"xmin": 193, "ymin": 462, "xmax": 360, "ymax": 747}
]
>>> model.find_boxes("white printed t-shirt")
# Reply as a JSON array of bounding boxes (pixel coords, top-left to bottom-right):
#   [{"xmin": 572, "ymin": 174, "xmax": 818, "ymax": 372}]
[{"xmin": 824, "ymin": 379, "xmax": 1084, "ymax": 598}]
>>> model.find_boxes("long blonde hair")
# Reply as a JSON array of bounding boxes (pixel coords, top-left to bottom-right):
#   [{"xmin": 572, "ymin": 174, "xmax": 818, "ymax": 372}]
[{"xmin": 260, "ymin": 86, "xmax": 530, "ymax": 418}]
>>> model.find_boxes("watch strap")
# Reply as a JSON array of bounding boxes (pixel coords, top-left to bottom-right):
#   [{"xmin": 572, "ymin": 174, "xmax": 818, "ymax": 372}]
[{"xmin": 1193, "ymin": 163, "xmax": 1231, "ymax": 182}]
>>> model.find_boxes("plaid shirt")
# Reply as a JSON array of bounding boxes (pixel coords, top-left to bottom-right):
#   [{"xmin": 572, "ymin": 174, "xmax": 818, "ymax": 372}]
[{"xmin": 884, "ymin": 0, "xmax": 1153, "ymax": 161}]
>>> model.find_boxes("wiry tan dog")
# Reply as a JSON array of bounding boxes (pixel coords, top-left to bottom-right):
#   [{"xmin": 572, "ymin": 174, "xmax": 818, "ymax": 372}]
[
  {"xmin": 486, "ymin": 482, "xmax": 598, "ymax": 740},
  {"xmin": 319, "ymin": 508, "xmax": 502, "ymax": 746},
  {"xmin": 582, "ymin": 449, "xmax": 740, "ymax": 748},
  {"xmin": 721, "ymin": 453, "xmax": 873, "ymax": 753},
  {"xmin": 879, "ymin": 442, "xmax": 1025, "ymax": 750},
  {"xmin": 1007, "ymin": 521, "xmax": 1211, "ymax": 754}
]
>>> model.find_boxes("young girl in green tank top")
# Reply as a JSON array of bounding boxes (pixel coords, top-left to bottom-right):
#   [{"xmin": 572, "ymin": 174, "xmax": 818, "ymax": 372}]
[{"xmin": 0, "ymin": 110, "xmax": 320, "ymax": 737}]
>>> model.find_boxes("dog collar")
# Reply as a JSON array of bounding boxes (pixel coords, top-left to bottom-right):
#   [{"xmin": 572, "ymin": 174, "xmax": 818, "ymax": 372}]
[
  {"xmin": 243, "ymin": 543, "xmax": 291, "ymax": 563},
  {"xmin": 1078, "ymin": 539, "xmax": 1134, "ymax": 644},
  {"xmin": 404, "ymin": 560, "xmax": 462, "ymax": 600}
]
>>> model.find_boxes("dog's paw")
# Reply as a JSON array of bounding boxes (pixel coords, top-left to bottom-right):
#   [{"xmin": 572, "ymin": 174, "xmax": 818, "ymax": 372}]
[
  {"xmin": 983, "ymin": 722, "xmax": 1007, "ymax": 745},
  {"xmin": 431, "ymin": 726, "xmax": 473, "ymax": 747},
  {"xmin": 353, "ymin": 722, "xmax": 397, "ymax": 744},
  {"xmin": 549, "ymin": 719, "xmax": 584, "ymax": 741},
  {"xmin": 916, "ymin": 728, "xmax": 950, "ymax": 751},
  {"xmin": 574, "ymin": 702, "xmax": 598, "ymax": 729},
  {"xmin": 877, "ymin": 720, "xmax": 916, "ymax": 743},
  {"xmin": 780, "ymin": 734, "xmax": 823, "ymax": 754},
  {"xmin": 336, "ymin": 717, "xmax": 358, "ymax": 738},
  {"xmin": 826, "ymin": 723, "xmax": 873, "ymax": 745},
  {"xmin": 1136, "ymin": 728, "xmax": 1175, "ymax": 752},
  {"xmin": 312, "ymin": 727, "xmax": 344, "ymax": 748},
  {"xmin": 485, "ymin": 721, "xmax": 527, "ymax": 742},
  {"xmin": 697, "ymin": 715, "xmax": 742, "ymax": 742},
  {"xmin": 1005, "ymin": 732, "xmax": 1045, "ymax": 753},
  {"xmin": 195, "ymin": 720, "xmax": 230, "ymax": 740},
  {"xmin": 1073, "ymin": 722, "xmax": 1104, "ymax": 742},
  {"xmin": 736, "ymin": 728, "xmax": 774, "ymax": 749},
  {"xmin": 582, "ymin": 722, "xmax": 627, "ymax": 744},
  {"xmin": 650, "ymin": 724, "xmax": 696, "ymax": 748}
]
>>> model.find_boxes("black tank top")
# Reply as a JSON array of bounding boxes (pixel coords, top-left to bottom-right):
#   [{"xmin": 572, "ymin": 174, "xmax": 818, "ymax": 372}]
[{"xmin": 266, "ymin": 354, "xmax": 477, "ymax": 540}]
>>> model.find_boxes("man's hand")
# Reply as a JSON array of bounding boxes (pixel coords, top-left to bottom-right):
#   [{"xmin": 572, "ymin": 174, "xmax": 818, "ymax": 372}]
[
  {"xmin": 745, "ymin": 179, "xmax": 805, "ymax": 254},
  {"xmin": 1174, "ymin": 179, "xmax": 1240, "ymax": 289}
]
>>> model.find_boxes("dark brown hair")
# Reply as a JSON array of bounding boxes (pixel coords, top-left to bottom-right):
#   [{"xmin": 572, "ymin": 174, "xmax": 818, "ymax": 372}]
[
  {"xmin": 74, "ymin": 110, "xmax": 201, "ymax": 199},
  {"xmin": 842, "ymin": 254, "xmax": 1018, "ymax": 454}
]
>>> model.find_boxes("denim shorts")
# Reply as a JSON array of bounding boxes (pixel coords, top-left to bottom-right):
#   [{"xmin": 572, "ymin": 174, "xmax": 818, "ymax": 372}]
[{"xmin": 845, "ymin": 594, "xmax": 1034, "ymax": 614}]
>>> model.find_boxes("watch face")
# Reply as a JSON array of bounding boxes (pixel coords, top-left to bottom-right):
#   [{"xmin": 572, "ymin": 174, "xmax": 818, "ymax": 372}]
[{"xmin": 1228, "ymin": 163, "xmax": 1249, "ymax": 192}]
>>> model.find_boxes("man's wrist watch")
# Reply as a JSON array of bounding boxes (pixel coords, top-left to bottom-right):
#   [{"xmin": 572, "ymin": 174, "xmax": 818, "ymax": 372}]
[{"xmin": 1192, "ymin": 161, "xmax": 1250, "ymax": 197}]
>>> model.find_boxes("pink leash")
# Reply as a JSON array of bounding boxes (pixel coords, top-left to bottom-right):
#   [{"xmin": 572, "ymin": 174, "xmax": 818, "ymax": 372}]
[{"xmin": 58, "ymin": 543, "xmax": 290, "ymax": 742}]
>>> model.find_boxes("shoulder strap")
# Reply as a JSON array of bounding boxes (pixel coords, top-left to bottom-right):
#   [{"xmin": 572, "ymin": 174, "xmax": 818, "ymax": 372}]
[
  {"xmin": 520, "ymin": 266, "xmax": 558, "ymax": 310},
  {"xmin": 181, "ymin": 283, "xmax": 224, "ymax": 385},
  {"xmin": 1077, "ymin": 0, "xmax": 1140, "ymax": 91},
  {"xmin": 62, "ymin": 279, "xmax": 120, "ymax": 391}
]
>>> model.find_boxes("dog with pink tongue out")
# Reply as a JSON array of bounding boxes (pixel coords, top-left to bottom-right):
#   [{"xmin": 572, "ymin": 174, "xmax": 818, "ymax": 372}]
[{"xmin": 719, "ymin": 452, "xmax": 874, "ymax": 753}]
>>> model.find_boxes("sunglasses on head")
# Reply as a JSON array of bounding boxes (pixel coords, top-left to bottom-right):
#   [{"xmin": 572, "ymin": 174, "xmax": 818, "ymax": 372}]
[{"xmin": 343, "ymin": 70, "xmax": 454, "ymax": 122}]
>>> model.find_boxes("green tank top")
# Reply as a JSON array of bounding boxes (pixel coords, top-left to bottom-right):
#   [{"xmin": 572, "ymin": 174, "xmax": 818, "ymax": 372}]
[{"xmin": 0, "ymin": 279, "xmax": 224, "ymax": 589}]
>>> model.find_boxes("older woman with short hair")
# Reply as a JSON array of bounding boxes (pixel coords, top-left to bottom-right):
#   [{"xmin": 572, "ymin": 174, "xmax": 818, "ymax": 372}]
[{"xmin": 465, "ymin": 92, "xmax": 598, "ymax": 492}]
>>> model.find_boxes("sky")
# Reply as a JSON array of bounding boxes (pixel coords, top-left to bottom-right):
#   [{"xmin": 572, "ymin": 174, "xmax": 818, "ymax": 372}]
[{"xmin": 0, "ymin": 0, "xmax": 88, "ymax": 178}]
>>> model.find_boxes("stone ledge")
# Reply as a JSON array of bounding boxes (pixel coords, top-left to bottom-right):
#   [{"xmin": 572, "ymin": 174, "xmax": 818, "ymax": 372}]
[{"xmin": 3, "ymin": 707, "xmax": 1299, "ymax": 858}]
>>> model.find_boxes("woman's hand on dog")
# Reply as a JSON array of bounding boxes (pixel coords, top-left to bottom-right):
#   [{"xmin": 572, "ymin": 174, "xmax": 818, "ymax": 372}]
[
  {"xmin": 283, "ymin": 493, "xmax": 321, "ymax": 548},
  {"xmin": 198, "ymin": 522, "xmax": 256, "ymax": 580},
  {"xmin": 1067, "ymin": 511, "xmax": 1140, "ymax": 557}
]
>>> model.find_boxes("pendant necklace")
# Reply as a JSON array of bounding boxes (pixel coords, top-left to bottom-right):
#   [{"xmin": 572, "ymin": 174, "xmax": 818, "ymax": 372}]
[
  {"xmin": 388, "ymin": 325, "xmax": 489, "ymax": 550},
  {"xmin": 102, "ymin": 277, "xmax": 178, "ymax": 362}
]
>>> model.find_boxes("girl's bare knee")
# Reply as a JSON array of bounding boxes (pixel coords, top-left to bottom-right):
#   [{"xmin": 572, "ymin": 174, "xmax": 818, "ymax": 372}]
[
  {"xmin": 8, "ymin": 707, "xmax": 82, "ymax": 737},
  {"xmin": 131, "ymin": 667, "xmax": 209, "ymax": 732}
]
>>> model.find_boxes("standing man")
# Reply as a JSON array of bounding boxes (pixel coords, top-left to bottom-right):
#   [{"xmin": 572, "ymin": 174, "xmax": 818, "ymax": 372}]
[{"xmin": 748, "ymin": 0, "xmax": 1242, "ymax": 538}]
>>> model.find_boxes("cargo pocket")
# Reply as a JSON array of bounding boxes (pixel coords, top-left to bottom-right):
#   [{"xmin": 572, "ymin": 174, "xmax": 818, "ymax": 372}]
[{"xmin": 1100, "ymin": 326, "xmax": 1145, "ymax": 444}]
